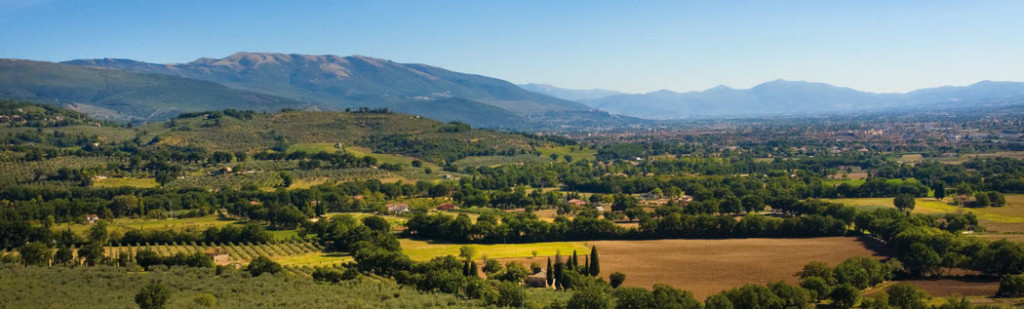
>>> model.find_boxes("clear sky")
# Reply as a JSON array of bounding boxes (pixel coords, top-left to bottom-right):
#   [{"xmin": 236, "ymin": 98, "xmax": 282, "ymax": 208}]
[{"xmin": 1, "ymin": 0, "xmax": 1022, "ymax": 94}]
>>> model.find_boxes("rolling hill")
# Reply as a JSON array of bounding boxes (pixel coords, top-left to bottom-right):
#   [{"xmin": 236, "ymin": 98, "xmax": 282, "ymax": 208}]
[{"xmin": 0, "ymin": 59, "xmax": 310, "ymax": 122}]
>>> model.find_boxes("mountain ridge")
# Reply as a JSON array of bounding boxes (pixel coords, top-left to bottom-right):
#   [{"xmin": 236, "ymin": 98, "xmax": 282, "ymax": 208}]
[
  {"xmin": 578, "ymin": 79, "xmax": 1024, "ymax": 119},
  {"xmin": 64, "ymin": 52, "xmax": 593, "ymax": 123}
]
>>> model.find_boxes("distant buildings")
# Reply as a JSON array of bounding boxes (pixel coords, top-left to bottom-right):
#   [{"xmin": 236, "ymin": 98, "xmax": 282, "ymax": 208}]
[
  {"xmin": 567, "ymin": 199, "xmax": 587, "ymax": 206},
  {"xmin": 386, "ymin": 203, "xmax": 410, "ymax": 213}
]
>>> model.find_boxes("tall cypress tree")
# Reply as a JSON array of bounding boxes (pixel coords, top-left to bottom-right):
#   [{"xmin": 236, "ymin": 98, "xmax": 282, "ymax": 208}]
[
  {"xmin": 546, "ymin": 257, "xmax": 554, "ymax": 286},
  {"xmin": 470, "ymin": 260, "xmax": 478, "ymax": 277},
  {"xmin": 584, "ymin": 255, "xmax": 590, "ymax": 275},
  {"xmin": 572, "ymin": 250, "xmax": 579, "ymax": 269},
  {"xmin": 554, "ymin": 261, "xmax": 564, "ymax": 290},
  {"xmin": 589, "ymin": 246, "xmax": 600, "ymax": 276},
  {"xmin": 464, "ymin": 260, "xmax": 471, "ymax": 276}
]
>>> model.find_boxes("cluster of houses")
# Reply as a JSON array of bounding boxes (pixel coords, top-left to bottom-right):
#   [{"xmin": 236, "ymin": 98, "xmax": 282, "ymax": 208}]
[{"xmin": 384, "ymin": 202, "xmax": 460, "ymax": 214}]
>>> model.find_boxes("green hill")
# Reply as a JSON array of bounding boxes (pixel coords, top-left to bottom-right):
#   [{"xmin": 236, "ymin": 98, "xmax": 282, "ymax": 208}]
[
  {"xmin": 0, "ymin": 59, "xmax": 311, "ymax": 122},
  {"xmin": 143, "ymin": 109, "xmax": 537, "ymax": 163}
]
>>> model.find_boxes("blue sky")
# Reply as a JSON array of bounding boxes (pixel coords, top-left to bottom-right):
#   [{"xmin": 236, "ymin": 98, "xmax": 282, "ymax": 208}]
[{"xmin": 1, "ymin": 0, "xmax": 1022, "ymax": 93}]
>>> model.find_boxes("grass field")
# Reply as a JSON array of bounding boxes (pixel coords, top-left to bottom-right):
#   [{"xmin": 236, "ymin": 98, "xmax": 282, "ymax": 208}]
[
  {"xmin": 537, "ymin": 145, "xmax": 597, "ymax": 162},
  {"xmin": 92, "ymin": 176, "xmax": 159, "ymax": 188},
  {"xmin": 55, "ymin": 215, "xmax": 242, "ymax": 237},
  {"xmin": 828, "ymin": 195, "xmax": 1024, "ymax": 224},
  {"xmin": 451, "ymin": 154, "xmax": 552, "ymax": 168},
  {"xmin": 399, "ymin": 239, "xmax": 588, "ymax": 261}
]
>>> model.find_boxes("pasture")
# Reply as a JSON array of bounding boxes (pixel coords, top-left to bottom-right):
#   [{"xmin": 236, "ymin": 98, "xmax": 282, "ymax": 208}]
[
  {"xmin": 55, "ymin": 215, "xmax": 241, "ymax": 237},
  {"xmin": 827, "ymin": 195, "xmax": 1024, "ymax": 233},
  {"xmin": 399, "ymin": 239, "xmax": 588, "ymax": 261}
]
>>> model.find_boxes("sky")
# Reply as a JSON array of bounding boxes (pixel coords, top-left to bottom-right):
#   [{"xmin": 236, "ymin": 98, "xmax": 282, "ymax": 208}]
[{"xmin": 1, "ymin": 0, "xmax": 1023, "ymax": 94}]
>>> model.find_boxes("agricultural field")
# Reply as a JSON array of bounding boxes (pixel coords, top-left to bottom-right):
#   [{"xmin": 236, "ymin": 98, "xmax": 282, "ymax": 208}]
[
  {"xmin": 584, "ymin": 237, "xmax": 888, "ymax": 299},
  {"xmin": 451, "ymin": 154, "xmax": 552, "ymax": 168},
  {"xmin": 55, "ymin": 215, "xmax": 242, "ymax": 237},
  {"xmin": 92, "ymin": 176, "xmax": 159, "ymax": 188},
  {"xmin": 400, "ymin": 239, "xmax": 588, "ymax": 261},
  {"xmin": 894, "ymin": 151, "xmax": 1024, "ymax": 165},
  {"xmin": 536, "ymin": 145, "xmax": 597, "ymax": 162},
  {"xmin": 826, "ymin": 195, "xmax": 1024, "ymax": 233},
  {"xmin": 102, "ymin": 241, "xmax": 344, "ymax": 266}
]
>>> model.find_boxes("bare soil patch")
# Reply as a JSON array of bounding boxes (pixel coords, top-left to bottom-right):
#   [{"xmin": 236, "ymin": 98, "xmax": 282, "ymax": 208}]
[{"xmin": 494, "ymin": 237, "xmax": 885, "ymax": 299}]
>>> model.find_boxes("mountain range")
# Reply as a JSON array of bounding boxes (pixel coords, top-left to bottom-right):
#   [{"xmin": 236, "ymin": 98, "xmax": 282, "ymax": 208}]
[
  {"xmin": 60, "ymin": 53, "xmax": 625, "ymax": 128},
  {"xmin": 3, "ymin": 51, "xmax": 1024, "ymax": 126},
  {"xmin": 556, "ymin": 80, "xmax": 1024, "ymax": 119}
]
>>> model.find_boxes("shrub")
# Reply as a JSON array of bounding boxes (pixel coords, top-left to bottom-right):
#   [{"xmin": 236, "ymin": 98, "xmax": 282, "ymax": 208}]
[
  {"xmin": 247, "ymin": 256, "xmax": 283, "ymax": 276},
  {"xmin": 799, "ymin": 276, "xmax": 831, "ymax": 301},
  {"xmin": 830, "ymin": 284, "xmax": 861, "ymax": 308},
  {"xmin": 998, "ymin": 274, "xmax": 1024, "ymax": 297},
  {"xmin": 567, "ymin": 287, "xmax": 612, "ymax": 309},
  {"xmin": 193, "ymin": 293, "xmax": 217, "ymax": 307},
  {"xmin": 494, "ymin": 281, "xmax": 525, "ymax": 307},
  {"xmin": 886, "ymin": 283, "xmax": 928, "ymax": 309},
  {"xmin": 609, "ymin": 272, "xmax": 626, "ymax": 288},
  {"xmin": 135, "ymin": 280, "xmax": 171, "ymax": 309}
]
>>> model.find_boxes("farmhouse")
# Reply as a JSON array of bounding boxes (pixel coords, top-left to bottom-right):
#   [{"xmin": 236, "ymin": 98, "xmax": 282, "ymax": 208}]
[
  {"xmin": 204, "ymin": 248, "xmax": 231, "ymax": 266},
  {"xmin": 677, "ymin": 195, "xmax": 694, "ymax": 205},
  {"xmin": 566, "ymin": 199, "xmax": 587, "ymax": 206},
  {"xmin": 386, "ymin": 203, "xmax": 410, "ymax": 213},
  {"xmin": 436, "ymin": 203, "xmax": 457, "ymax": 211},
  {"xmin": 85, "ymin": 214, "xmax": 100, "ymax": 224},
  {"xmin": 525, "ymin": 269, "xmax": 547, "ymax": 288}
]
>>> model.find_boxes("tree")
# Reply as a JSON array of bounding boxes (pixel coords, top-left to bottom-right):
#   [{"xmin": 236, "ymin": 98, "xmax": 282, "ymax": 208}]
[
  {"xmin": 768, "ymin": 281, "xmax": 810, "ymax": 309},
  {"xmin": 988, "ymin": 191, "xmax": 1006, "ymax": 207},
  {"xmin": 111, "ymin": 194, "xmax": 140, "ymax": 217},
  {"xmin": 363, "ymin": 216, "xmax": 391, "ymax": 232},
  {"xmin": 495, "ymin": 281, "xmax": 525, "ymax": 307},
  {"xmin": 799, "ymin": 276, "xmax": 831, "ymax": 302},
  {"xmin": 18, "ymin": 242, "xmax": 51, "ymax": 266},
  {"xmin": 546, "ymin": 257, "xmax": 554, "ymax": 286},
  {"xmin": 497, "ymin": 261, "xmax": 530, "ymax": 283},
  {"xmin": 589, "ymin": 246, "xmax": 600, "ymax": 276},
  {"xmin": 613, "ymin": 287, "xmax": 655, "ymax": 309},
  {"xmin": 87, "ymin": 220, "xmax": 109, "ymax": 244},
  {"xmin": 973, "ymin": 192, "xmax": 990, "ymax": 207},
  {"xmin": 1000, "ymin": 274, "xmax": 1024, "ymax": 297},
  {"xmin": 571, "ymin": 250, "xmax": 579, "ymax": 269},
  {"xmin": 482, "ymin": 258, "xmax": 504, "ymax": 277},
  {"xmin": 54, "ymin": 245, "xmax": 74, "ymax": 266},
  {"xmin": 933, "ymin": 183, "xmax": 946, "ymax": 200},
  {"xmin": 135, "ymin": 280, "xmax": 171, "ymax": 309},
  {"xmin": 741, "ymin": 195, "xmax": 765, "ymax": 213},
  {"xmin": 568, "ymin": 287, "xmax": 612, "ymax": 309},
  {"xmin": 830, "ymin": 284, "xmax": 861, "ymax": 308},
  {"xmin": 469, "ymin": 261, "xmax": 479, "ymax": 277},
  {"xmin": 279, "ymin": 172, "xmax": 293, "ymax": 188},
  {"xmin": 797, "ymin": 261, "xmax": 834, "ymax": 282},
  {"xmin": 704, "ymin": 294, "xmax": 734, "ymax": 309},
  {"xmin": 247, "ymin": 256, "xmax": 283, "ymax": 276},
  {"xmin": 79, "ymin": 242, "xmax": 105, "ymax": 266},
  {"xmin": 903, "ymin": 243, "xmax": 941, "ymax": 276},
  {"xmin": 610, "ymin": 272, "xmax": 626, "ymax": 288},
  {"xmin": 894, "ymin": 194, "xmax": 916, "ymax": 212},
  {"xmin": 886, "ymin": 283, "xmax": 928, "ymax": 309}
]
